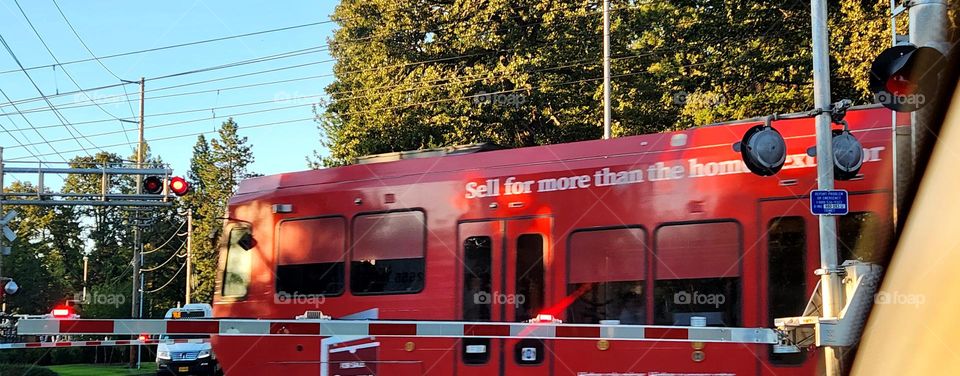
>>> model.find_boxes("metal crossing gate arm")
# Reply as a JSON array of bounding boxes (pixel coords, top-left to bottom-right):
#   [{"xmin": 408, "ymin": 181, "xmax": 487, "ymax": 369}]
[{"xmin": 15, "ymin": 318, "xmax": 779, "ymax": 345}]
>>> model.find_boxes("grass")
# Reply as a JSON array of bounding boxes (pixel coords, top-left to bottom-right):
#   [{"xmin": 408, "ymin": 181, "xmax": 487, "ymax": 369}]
[{"xmin": 46, "ymin": 363, "xmax": 156, "ymax": 376}]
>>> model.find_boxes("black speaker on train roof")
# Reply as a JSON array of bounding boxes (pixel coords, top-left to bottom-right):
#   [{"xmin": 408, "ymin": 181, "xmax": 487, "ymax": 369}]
[{"xmin": 733, "ymin": 124, "xmax": 787, "ymax": 176}]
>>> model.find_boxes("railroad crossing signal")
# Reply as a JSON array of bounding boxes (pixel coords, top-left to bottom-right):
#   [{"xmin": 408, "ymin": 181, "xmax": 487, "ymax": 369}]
[
  {"xmin": 733, "ymin": 120, "xmax": 787, "ymax": 176},
  {"xmin": 143, "ymin": 176, "xmax": 190, "ymax": 197},
  {"xmin": 869, "ymin": 44, "xmax": 946, "ymax": 113},
  {"xmin": 735, "ymin": 106, "xmax": 864, "ymax": 180},
  {"xmin": 0, "ymin": 210, "xmax": 17, "ymax": 247}
]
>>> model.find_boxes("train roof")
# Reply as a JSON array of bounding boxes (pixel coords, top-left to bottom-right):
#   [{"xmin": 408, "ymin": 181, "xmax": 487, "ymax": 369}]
[{"xmin": 235, "ymin": 105, "xmax": 892, "ymax": 197}]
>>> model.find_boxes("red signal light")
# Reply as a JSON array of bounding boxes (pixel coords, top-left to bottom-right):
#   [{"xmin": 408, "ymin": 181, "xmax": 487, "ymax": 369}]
[
  {"xmin": 169, "ymin": 176, "xmax": 190, "ymax": 196},
  {"xmin": 143, "ymin": 176, "xmax": 164, "ymax": 194},
  {"xmin": 885, "ymin": 74, "xmax": 917, "ymax": 97}
]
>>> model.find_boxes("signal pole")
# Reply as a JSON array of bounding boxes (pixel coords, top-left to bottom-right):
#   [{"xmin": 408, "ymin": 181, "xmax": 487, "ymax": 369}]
[
  {"xmin": 185, "ymin": 208, "xmax": 192, "ymax": 305},
  {"xmin": 602, "ymin": 0, "xmax": 612, "ymax": 140},
  {"xmin": 810, "ymin": 1, "xmax": 843, "ymax": 375},
  {"xmin": 908, "ymin": 0, "xmax": 949, "ymax": 168}
]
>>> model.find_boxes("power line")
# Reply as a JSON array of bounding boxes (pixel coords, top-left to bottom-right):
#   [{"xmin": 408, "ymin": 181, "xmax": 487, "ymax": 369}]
[
  {"xmin": 0, "ymin": 19, "xmax": 337, "ymax": 76},
  {"xmin": 0, "ymin": 21, "xmax": 735, "ymax": 138},
  {"xmin": 142, "ymin": 242, "xmax": 186, "ymax": 272},
  {"xmin": 8, "ymin": 116, "xmax": 316, "ymax": 160},
  {"xmin": 141, "ymin": 221, "xmax": 187, "ymax": 255},
  {"xmin": 15, "ymin": 0, "xmax": 128, "ymax": 130},
  {"xmin": 3, "ymin": 50, "xmax": 677, "ymax": 146},
  {"xmin": 8, "ymin": 66, "xmax": 696, "ymax": 161},
  {"xmin": 52, "ymin": 0, "xmax": 136, "ymax": 147},
  {"xmin": 144, "ymin": 261, "xmax": 185, "ymax": 293},
  {"xmin": 0, "ymin": 2, "xmax": 626, "ymax": 111},
  {"xmin": 0, "ymin": 8, "xmax": 101, "ymax": 156},
  {"xmin": 0, "ymin": 46, "xmax": 332, "ymax": 111}
]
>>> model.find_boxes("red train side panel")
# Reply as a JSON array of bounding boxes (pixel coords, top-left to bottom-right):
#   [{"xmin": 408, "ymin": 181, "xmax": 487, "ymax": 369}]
[{"xmin": 212, "ymin": 107, "xmax": 901, "ymax": 376}]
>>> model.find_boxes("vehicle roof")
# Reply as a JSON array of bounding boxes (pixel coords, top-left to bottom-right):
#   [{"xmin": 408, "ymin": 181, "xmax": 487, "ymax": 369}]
[{"xmin": 234, "ymin": 105, "xmax": 893, "ymax": 199}]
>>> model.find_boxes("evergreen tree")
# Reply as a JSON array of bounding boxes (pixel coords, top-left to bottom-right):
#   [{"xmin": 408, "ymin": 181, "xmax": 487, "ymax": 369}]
[{"xmin": 183, "ymin": 119, "xmax": 256, "ymax": 303}]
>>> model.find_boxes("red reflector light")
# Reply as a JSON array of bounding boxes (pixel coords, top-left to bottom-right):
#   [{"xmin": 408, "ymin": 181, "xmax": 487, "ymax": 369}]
[
  {"xmin": 52, "ymin": 308, "xmax": 71, "ymax": 318},
  {"xmin": 138, "ymin": 334, "xmax": 148, "ymax": 341},
  {"xmin": 169, "ymin": 176, "xmax": 190, "ymax": 196}
]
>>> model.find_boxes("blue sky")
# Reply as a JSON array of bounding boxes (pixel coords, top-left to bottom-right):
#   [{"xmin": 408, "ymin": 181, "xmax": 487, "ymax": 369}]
[{"xmin": 0, "ymin": 1, "xmax": 338, "ymax": 183}]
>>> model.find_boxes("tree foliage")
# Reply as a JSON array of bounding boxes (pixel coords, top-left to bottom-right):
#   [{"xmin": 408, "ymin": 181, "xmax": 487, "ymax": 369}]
[
  {"xmin": 182, "ymin": 119, "xmax": 256, "ymax": 304},
  {"xmin": 313, "ymin": 0, "xmax": 924, "ymax": 166}
]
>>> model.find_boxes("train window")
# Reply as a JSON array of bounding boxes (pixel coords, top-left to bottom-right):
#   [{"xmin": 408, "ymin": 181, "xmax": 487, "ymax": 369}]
[
  {"xmin": 350, "ymin": 211, "xmax": 426, "ymax": 294},
  {"xmin": 462, "ymin": 236, "xmax": 492, "ymax": 365},
  {"xmin": 767, "ymin": 217, "xmax": 807, "ymax": 365},
  {"xmin": 653, "ymin": 222, "xmax": 741, "ymax": 327},
  {"xmin": 515, "ymin": 234, "xmax": 545, "ymax": 322},
  {"xmin": 222, "ymin": 227, "xmax": 253, "ymax": 298},
  {"xmin": 276, "ymin": 217, "xmax": 346, "ymax": 296},
  {"xmin": 838, "ymin": 212, "xmax": 883, "ymax": 263},
  {"xmin": 567, "ymin": 227, "xmax": 647, "ymax": 324},
  {"xmin": 463, "ymin": 236, "xmax": 492, "ymax": 321}
]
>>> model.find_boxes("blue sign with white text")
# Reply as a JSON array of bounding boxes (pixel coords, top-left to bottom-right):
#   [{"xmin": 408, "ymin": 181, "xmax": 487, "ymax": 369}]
[{"xmin": 810, "ymin": 189, "xmax": 849, "ymax": 215}]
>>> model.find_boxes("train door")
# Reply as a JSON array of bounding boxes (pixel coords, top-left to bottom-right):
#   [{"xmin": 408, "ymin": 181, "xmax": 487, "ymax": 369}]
[
  {"xmin": 761, "ymin": 198, "xmax": 820, "ymax": 375},
  {"xmin": 457, "ymin": 217, "xmax": 552, "ymax": 376},
  {"xmin": 759, "ymin": 192, "xmax": 891, "ymax": 375},
  {"xmin": 503, "ymin": 218, "xmax": 552, "ymax": 376}
]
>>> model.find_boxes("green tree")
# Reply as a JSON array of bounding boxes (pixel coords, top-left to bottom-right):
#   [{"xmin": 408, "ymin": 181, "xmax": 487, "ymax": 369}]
[
  {"xmin": 3, "ymin": 181, "xmax": 81, "ymax": 314},
  {"xmin": 312, "ymin": 0, "xmax": 939, "ymax": 166},
  {"xmin": 183, "ymin": 119, "xmax": 256, "ymax": 303}
]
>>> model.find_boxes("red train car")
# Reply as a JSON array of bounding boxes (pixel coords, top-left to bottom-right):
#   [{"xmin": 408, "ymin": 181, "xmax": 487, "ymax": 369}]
[{"xmin": 211, "ymin": 106, "xmax": 901, "ymax": 375}]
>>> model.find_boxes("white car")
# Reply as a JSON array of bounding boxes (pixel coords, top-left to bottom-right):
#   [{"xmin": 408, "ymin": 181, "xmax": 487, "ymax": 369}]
[{"xmin": 156, "ymin": 304, "xmax": 221, "ymax": 376}]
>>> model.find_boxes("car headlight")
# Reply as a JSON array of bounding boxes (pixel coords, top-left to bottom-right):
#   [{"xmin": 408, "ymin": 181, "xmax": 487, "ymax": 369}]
[
  {"xmin": 157, "ymin": 350, "xmax": 171, "ymax": 360},
  {"xmin": 198, "ymin": 349, "xmax": 211, "ymax": 359}
]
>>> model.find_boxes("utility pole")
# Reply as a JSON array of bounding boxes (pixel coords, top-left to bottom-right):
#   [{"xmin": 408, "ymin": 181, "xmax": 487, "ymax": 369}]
[
  {"xmin": 130, "ymin": 77, "xmax": 145, "ymax": 368},
  {"xmin": 810, "ymin": 1, "xmax": 843, "ymax": 375},
  {"xmin": 185, "ymin": 208, "xmax": 192, "ymax": 305},
  {"xmin": 602, "ymin": 0, "xmax": 612, "ymax": 140}
]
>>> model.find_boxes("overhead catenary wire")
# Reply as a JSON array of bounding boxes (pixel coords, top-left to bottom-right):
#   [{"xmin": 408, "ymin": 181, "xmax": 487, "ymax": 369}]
[
  {"xmin": 0, "ymin": 25, "xmax": 100, "ymax": 155},
  {"xmin": 2, "ymin": 47, "xmax": 695, "ymax": 149},
  {"xmin": 0, "ymin": 2, "xmax": 630, "ymax": 112},
  {"xmin": 0, "ymin": 18, "xmax": 338, "ymax": 76},
  {"xmin": 0, "ymin": 46, "xmax": 334, "ymax": 111},
  {"xmin": 52, "ymin": 0, "xmax": 137, "ymax": 147},
  {"xmin": 144, "ymin": 261, "xmax": 186, "ymax": 294},
  {"xmin": 0, "ymin": 21, "xmax": 736, "ymax": 140},
  {"xmin": 15, "ymin": 0, "xmax": 131, "ymax": 146},
  {"xmin": 141, "ymin": 221, "xmax": 187, "ymax": 255},
  {"xmin": 142, "ymin": 242, "xmax": 186, "ymax": 272},
  {"xmin": 0, "ymin": 2, "xmax": 741, "ymax": 162},
  {"xmin": 9, "ymin": 65, "xmax": 708, "ymax": 161}
]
